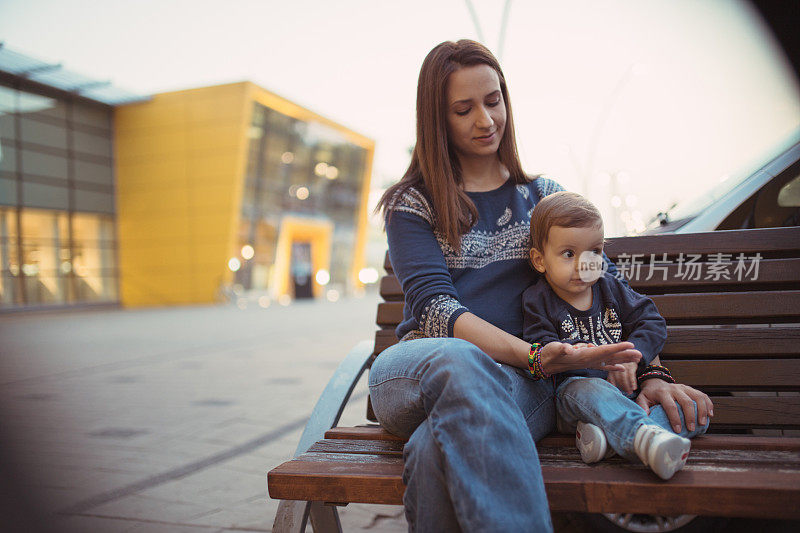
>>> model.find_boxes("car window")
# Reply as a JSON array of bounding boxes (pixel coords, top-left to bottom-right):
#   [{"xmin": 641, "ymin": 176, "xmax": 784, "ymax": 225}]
[
  {"xmin": 718, "ymin": 160, "xmax": 800, "ymax": 229},
  {"xmin": 778, "ymin": 175, "xmax": 800, "ymax": 207}
]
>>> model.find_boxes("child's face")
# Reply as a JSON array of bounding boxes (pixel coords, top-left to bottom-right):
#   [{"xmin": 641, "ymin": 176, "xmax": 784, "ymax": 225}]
[{"xmin": 530, "ymin": 224, "xmax": 604, "ymax": 300}]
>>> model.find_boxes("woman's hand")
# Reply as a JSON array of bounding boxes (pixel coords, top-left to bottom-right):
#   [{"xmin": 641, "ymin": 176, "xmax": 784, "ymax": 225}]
[
  {"xmin": 636, "ymin": 379, "xmax": 714, "ymax": 433},
  {"xmin": 540, "ymin": 341, "xmax": 641, "ymax": 375}
]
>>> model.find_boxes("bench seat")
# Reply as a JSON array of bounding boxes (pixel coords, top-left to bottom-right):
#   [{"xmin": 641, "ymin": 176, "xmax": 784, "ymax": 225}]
[{"xmin": 269, "ymin": 426, "xmax": 800, "ymax": 519}]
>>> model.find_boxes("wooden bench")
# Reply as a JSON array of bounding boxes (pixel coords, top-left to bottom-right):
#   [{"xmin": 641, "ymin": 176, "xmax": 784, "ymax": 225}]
[{"xmin": 268, "ymin": 226, "xmax": 800, "ymax": 532}]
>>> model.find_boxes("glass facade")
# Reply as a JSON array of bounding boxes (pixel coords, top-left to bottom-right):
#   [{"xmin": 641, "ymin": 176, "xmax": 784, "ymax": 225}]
[
  {"xmin": 0, "ymin": 81, "xmax": 118, "ymax": 309},
  {"xmin": 237, "ymin": 103, "xmax": 368, "ymax": 293}
]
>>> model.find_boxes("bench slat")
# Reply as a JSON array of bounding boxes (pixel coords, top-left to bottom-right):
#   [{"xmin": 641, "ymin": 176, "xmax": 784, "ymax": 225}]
[
  {"xmin": 376, "ymin": 291, "xmax": 800, "ymax": 327},
  {"xmin": 269, "ymin": 446, "xmax": 800, "ymax": 518},
  {"xmin": 604, "ymin": 226, "xmax": 800, "ymax": 257},
  {"xmin": 374, "ymin": 327, "xmax": 800, "ymax": 359},
  {"xmin": 651, "ymin": 291, "xmax": 800, "ymax": 321},
  {"xmin": 667, "ymin": 359, "xmax": 800, "ymax": 390},
  {"xmin": 663, "ymin": 326, "xmax": 800, "ymax": 356},
  {"xmin": 325, "ymin": 427, "xmax": 800, "ymax": 451},
  {"xmin": 709, "ymin": 396, "xmax": 800, "ymax": 428},
  {"xmin": 379, "ymin": 259, "xmax": 800, "ymax": 301},
  {"xmin": 326, "ymin": 426, "xmax": 404, "ymax": 441}
]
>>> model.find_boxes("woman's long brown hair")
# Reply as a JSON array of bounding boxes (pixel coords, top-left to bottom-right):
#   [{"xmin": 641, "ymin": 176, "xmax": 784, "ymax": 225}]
[{"xmin": 377, "ymin": 39, "xmax": 529, "ymax": 252}]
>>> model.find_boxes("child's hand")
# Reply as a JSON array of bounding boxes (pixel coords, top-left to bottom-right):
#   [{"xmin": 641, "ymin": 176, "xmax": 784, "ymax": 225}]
[{"xmin": 607, "ymin": 361, "xmax": 638, "ymax": 394}]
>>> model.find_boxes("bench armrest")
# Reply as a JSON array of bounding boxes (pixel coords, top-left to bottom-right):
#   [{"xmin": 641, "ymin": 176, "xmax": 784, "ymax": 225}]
[{"xmin": 293, "ymin": 339, "xmax": 374, "ymax": 456}]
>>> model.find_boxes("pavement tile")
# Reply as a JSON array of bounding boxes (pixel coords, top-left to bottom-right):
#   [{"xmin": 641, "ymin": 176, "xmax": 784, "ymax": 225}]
[
  {"xmin": 87, "ymin": 494, "xmax": 211, "ymax": 523},
  {"xmin": 184, "ymin": 495, "xmax": 272, "ymax": 530},
  {"xmin": 48, "ymin": 514, "xmax": 143, "ymax": 533}
]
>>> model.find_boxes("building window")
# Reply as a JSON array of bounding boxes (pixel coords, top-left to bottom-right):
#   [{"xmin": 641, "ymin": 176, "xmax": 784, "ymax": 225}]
[
  {"xmin": 0, "ymin": 80, "xmax": 119, "ymax": 309},
  {"xmin": 240, "ymin": 103, "xmax": 368, "ymax": 293}
]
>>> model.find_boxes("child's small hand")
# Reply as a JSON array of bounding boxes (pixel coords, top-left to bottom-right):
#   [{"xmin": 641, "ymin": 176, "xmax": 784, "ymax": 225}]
[{"xmin": 607, "ymin": 361, "xmax": 638, "ymax": 394}]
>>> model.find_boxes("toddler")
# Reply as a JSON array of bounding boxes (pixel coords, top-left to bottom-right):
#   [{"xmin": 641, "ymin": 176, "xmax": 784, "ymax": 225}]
[{"xmin": 522, "ymin": 191, "xmax": 708, "ymax": 479}]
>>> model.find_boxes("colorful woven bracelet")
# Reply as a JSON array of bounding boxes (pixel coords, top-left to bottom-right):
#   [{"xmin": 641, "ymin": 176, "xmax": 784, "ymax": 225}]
[
  {"xmin": 637, "ymin": 364, "xmax": 675, "ymax": 385},
  {"xmin": 528, "ymin": 343, "xmax": 549, "ymax": 380}
]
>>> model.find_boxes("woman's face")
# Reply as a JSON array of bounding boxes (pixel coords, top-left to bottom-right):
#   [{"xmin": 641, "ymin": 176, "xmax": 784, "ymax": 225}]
[{"xmin": 445, "ymin": 64, "xmax": 507, "ymax": 160}]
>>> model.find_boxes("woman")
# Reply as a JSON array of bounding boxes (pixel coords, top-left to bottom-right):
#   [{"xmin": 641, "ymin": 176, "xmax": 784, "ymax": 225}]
[{"xmin": 370, "ymin": 39, "xmax": 713, "ymax": 532}]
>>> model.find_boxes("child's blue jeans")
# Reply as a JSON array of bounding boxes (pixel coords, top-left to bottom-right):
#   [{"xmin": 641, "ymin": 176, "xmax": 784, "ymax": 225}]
[{"xmin": 556, "ymin": 376, "xmax": 710, "ymax": 462}]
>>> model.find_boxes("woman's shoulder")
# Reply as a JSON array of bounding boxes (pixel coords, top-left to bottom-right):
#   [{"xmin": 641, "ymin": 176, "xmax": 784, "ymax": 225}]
[
  {"xmin": 528, "ymin": 174, "xmax": 567, "ymax": 199},
  {"xmin": 385, "ymin": 184, "xmax": 434, "ymax": 226}
]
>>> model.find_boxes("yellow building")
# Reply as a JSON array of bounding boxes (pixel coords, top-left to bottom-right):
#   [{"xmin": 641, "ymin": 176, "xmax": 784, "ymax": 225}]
[
  {"xmin": 0, "ymin": 45, "xmax": 373, "ymax": 311},
  {"xmin": 115, "ymin": 82, "xmax": 374, "ymax": 307}
]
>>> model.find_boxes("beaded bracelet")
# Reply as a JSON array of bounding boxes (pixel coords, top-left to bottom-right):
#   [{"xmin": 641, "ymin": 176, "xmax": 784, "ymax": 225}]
[
  {"xmin": 637, "ymin": 364, "xmax": 676, "ymax": 385},
  {"xmin": 528, "ymin": 343, "xmax": 549, "ymax": 380}
]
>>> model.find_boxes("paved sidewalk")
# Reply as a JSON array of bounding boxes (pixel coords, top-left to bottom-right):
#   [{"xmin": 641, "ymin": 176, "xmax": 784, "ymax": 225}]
[{"xmin": 0, "ymin": 295, "xmax": 407, "ymax": 532}]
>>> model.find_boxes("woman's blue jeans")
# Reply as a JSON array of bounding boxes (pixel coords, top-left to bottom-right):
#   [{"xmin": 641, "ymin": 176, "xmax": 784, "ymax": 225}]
[{"xmin": 368, "ymin": 338, "xmax": 557, "ymax": 533}]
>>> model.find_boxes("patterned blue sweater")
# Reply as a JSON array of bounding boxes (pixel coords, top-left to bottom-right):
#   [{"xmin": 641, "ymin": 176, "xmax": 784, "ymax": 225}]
[
  {"xmin": 521, "ymin": 275, "xmax": 667, "ymax": 380},
  {"xmin": 386, "ymin": 176, "xmax": 622, "ymax": 342}
]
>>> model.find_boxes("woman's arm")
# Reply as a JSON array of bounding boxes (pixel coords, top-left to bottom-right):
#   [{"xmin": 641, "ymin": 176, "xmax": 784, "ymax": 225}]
[{"xmin": 454, "ymin": 311, "xmax": 641, "ymax": 370}]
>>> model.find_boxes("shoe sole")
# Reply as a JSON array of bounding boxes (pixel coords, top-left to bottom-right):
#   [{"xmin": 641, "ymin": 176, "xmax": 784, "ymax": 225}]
[
  {"xmin": 576, "ymin": 422, "xmax": 607, "ymax": 464},
  {"xmin": 650, "ymin": 436, "xmax": 691, "ymax": 480}
]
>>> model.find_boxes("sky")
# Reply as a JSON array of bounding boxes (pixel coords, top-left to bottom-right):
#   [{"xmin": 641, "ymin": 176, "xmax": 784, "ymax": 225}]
[{"xmin": 1, "ymin": 0, "xmax": 798, "ymax": 235}]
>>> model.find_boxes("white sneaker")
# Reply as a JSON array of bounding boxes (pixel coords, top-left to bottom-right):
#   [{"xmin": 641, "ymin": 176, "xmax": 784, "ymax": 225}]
[
  {"xmin": 576, "ymin": 422, "xmax": 616, "ymax": 463},
  {"xmin": 633, "ymin": 424, "xmax": 691, "ymax": 480}
]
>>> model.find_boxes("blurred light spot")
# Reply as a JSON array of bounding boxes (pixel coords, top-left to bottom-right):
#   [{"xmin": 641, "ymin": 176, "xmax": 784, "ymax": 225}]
[
  {"xmin": 325, "ymin": 166, "xmax": 339, "ymax": 179},
  {"xmin": 315, "ymin": 269, "xmax": 330, "ymax": 285},
  {"xmin": 247, "ymin": 126, "xmax": 263, "ymax": 139},
  {"xmin": 22, "ymin": 264, "xmax": 39, "ymax": 276},
  {"xmin": 236, "ymin": 298, "xmax": 247, "ymax": 310},
  {"xmin": 278, "ymin": 294, "xmax": 292, "ymax": 306},
  {"xmin": 9, "ymin": 264, "xmax": 19, "ymax": 276},
  {"xmin": 326, "ymin": 289, "xmax": 340, "ymax": 302},
  {"xmin": 296, "ymin": 186, "xmax": 309, "ymax": 200},
  {"xmin": 611, "ymin": 196, "xmax": 622, "ymax": 208},
  {"xmin": 60, "ymin": 261, "xmax": 72, "ymax": 274},
  {"xmin": 314, "ymin": 162, "xmax": 328, "ymax": 177},
  {"xmin": 289, "ymin": 184, "xmax": 299, "ymax": 197},
  {"xmin": 241, "ymin": 245, "xmax": 255, "ymax": 260},
  {"xmin": 281, "ymin": 151, "xmax": 295, "ymax": 164},
  {"xmin": 358, "ymin": 267, "xmax": 379, "ymax": 284},
  {"xmin": 719, "ymin": 174, "xmax": 730, "ymax": 183},
  {"xmin": 258, "ymin": 295, "xmax": 271, "ymax": 308},
  {"xmin": 228, "ymin": 258, "xmax": 241, "ymax": 272}
]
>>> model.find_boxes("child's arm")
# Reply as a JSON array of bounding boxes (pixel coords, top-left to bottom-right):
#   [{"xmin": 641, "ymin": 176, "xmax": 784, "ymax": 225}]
[{"xmin": 608, "ymin": 277, "xmax": 668, "ymax": 366}]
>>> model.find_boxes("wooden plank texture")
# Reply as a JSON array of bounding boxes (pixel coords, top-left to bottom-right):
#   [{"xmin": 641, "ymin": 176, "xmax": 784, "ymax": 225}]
[
  {"xmin": 663, "ymin": 326, "xmax": 800, "ymax": 356},
  {"xmin": 709, "ymin": 396, "xmax": 800, "ymax": 428},
  {"xmin": 268, "ymin": 445, "xmax": 800, "ymax": 517},
  {"xmin": 379, "ymin": 259, "xmax": 800, "ymax": 301},
  {"xmin": 666, "ymin": 359, "xmax": 800, "ymax": 390},
  {"xmin": 376, "ymin": 292, "xmax": 800, "ymax": 327},
  {"xmin": 604, "ymin": 227, "xmax": 800, "ymax": 257},
  {"xmin": 326, "ymin": 426, "xmax": 800, "ymax": 452}
]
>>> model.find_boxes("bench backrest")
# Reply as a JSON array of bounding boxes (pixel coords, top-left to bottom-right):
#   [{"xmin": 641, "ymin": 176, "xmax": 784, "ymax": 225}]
[{"xmin": 373, "ymin": 227, "xmax": 800, "ymax": 433}]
